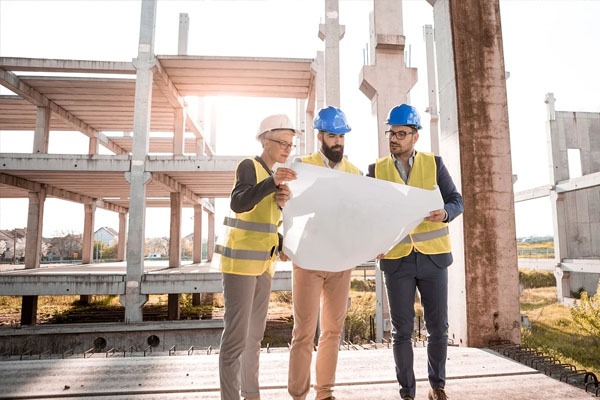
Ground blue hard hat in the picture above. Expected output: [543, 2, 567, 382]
[386, 104, 422, 130]
[313, 106, 351, 134]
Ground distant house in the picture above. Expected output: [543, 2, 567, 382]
[94, 227, 118, 246]
[0, 228, 27, 261]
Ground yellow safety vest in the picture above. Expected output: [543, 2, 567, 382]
[216, 159, 280, 276]
[374, 152, 451, 259]
[301, 152, 361, 175]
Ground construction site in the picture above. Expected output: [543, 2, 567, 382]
[0, 0, 598, 399]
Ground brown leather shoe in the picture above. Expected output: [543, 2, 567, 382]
[428, 387, 448, 400]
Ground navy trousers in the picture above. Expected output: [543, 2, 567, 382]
[381, 251, 449, 399]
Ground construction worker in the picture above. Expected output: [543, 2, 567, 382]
[288, 106, 362, 400]
[367, 104, 463, 400]
[216, 114, 299, 400]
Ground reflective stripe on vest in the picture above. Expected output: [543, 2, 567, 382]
[223, 216, 277, 233]
[215, 245, 271, 261]
[374, 152, 451, 258]
[217, 158, 280, 276]
[399, 226, 449, 244]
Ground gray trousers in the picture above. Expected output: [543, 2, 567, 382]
[381, 251, 449, 399]
[219, 271, 272, 400]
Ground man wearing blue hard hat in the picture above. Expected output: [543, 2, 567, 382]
[288, 106, 361, 400]
[367, 104, 463, 400]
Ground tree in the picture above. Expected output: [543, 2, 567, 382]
[0, 240, 6, 258]
[145, 237, 169, 257]
[571, 283, 600, 345]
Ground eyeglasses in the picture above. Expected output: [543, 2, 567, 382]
[384, 130, 415, 140]
[267, 138, 296, 150]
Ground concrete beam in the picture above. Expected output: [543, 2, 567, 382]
[0, 173, 128, 214]
[0, 275, 125, 295]
[0, 68, 128, 155]
[555, 171, 600, 193]
[152, 172, 202, 204]
[514, 185, 553, 202]
[0, 57, 135, 74]
[0, 154, 131, 172]
[145, 156, 240, 172]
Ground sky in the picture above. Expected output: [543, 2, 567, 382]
[0, 0, 599, 240]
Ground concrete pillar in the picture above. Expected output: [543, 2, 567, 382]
[168, 192, 182, 320]
[359, 0, 416, 341]
[432, 0, 521, 347]
[307, 51, 325, 155]
[169, 192, 182, 268]
[192, 204, 204, 306]
[424, 25, 440, 155]
[207, 201, 215, 262]
[33, 106, 50, 154]
[173, 107, 185, 155]
[121, 0, 156, 323]
[359, 0, 417, 158]
[117, 212, 127, 261]
[177, 13, 189, 56]
[81, 203, 96, 264]
[21, 189, 46, 325]
[318, 0, 344, 107]
[545, 93, 569, 301]
[192, 204, 203, 264]
[80, 202, 96, 304]
[88, 136, 99, 155]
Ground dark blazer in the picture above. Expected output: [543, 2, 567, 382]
[367, 153, 464, 268]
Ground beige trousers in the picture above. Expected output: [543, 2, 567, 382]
[288, 264, 352, 400]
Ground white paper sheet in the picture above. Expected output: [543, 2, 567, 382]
[282, 162, 444, 271]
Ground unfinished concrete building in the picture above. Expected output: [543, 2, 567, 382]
[0, 0, 596, 355]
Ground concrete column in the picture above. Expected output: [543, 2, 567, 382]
[81, 203, 96, 264]
[117, 212, 127, 261]
[359, 0, 417, 158]
[169, 192, 182, 269]
[173, 108, 185, 155]
[21, 189, 46, 325]
[121, 0, 156, 323]
[359, 0, 416, 340]
[33, 106, 50, 154]
[318, 0, 344, 107]
[88, 136, 99, 155]
[207, 201, 215, 262]
[24, 190, 46, 270]
[545, 93, 569, 301]
[193, 204, 203, 263]
[80, 202, 96, 304]
[424, 25, 440, 155]
[177, 13, 189, 56]
[168, 192, 182, 320]
[432, 0, 520, 347]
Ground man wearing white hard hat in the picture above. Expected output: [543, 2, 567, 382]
[216, 114, 299, 400]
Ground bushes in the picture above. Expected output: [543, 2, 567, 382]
[570, 283, 600, 345]
[519, 269, 556, 288]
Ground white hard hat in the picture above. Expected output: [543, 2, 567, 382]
[256, 114, 300, 140]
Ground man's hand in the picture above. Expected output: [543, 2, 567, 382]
[279, 251, 290, 262]
[273, 167, 297, 186]
[275, 183, 291, 208]
[424, 208, 447, 223]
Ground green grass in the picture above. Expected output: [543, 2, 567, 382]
[521, 287, 600, 376]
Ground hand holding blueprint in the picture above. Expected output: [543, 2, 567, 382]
[282, 162, 443, 271]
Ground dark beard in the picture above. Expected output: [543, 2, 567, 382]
[322, 142, 344, 163]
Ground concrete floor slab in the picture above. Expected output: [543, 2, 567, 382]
[0, 346, 596, 399]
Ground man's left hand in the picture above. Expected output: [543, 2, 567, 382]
[424, 209, 447, 222]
